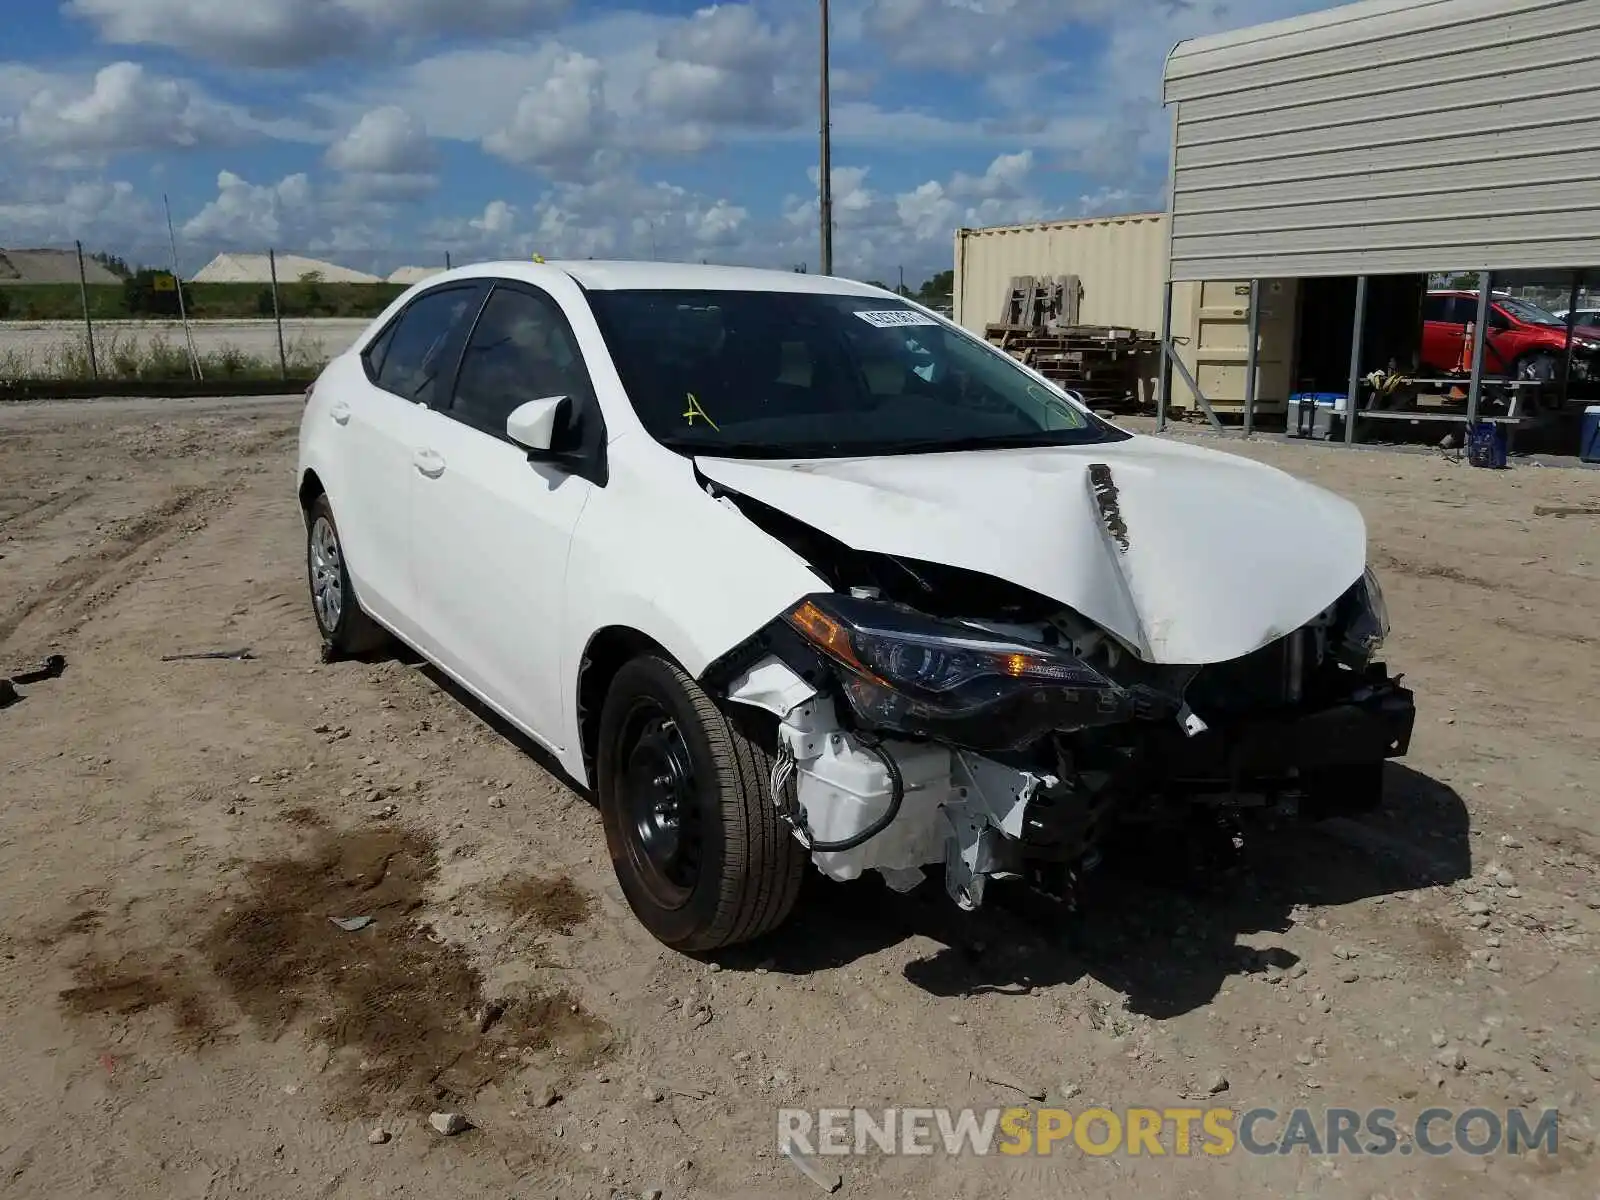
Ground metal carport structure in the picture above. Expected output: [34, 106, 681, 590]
[1156, 0, 1600, 439]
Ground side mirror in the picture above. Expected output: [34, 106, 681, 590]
[506, 396, 570, 453]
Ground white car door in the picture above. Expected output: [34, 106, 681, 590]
[408, 280, 602, 751]
[337, 281, 488, 640]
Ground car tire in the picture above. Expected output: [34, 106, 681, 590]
[1514, 352, 1559, 383]
[596, 654, 805, 952]
[305, 493, 387, 656]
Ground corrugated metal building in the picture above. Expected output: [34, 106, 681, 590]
[1160, 0, 1600, 431]
[1164, 0, 1600, 281]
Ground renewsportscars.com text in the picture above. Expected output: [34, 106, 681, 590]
[777, 1105, 1560, 1158]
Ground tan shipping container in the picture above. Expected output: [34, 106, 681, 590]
[1169, 278, 1298, 417]
[954, 213, 1168, 335]
[953, 212, 1295, 414]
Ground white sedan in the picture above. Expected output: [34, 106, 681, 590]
[297, 260, 1415, 951]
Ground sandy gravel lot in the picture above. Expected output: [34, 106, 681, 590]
[2, 396, 1598, 1200]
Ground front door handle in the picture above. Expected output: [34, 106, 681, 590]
[413, 449, 446, 479]
[330, 401, 351, 425]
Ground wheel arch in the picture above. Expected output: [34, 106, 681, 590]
[298, 468, 326, 522]
[576, 625, 680, 788]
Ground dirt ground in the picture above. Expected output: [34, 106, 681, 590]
[2, 395, 1598, 1200]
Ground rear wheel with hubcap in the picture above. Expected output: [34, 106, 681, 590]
[597, 654, 804, 951]
[305, 493, 387, 656]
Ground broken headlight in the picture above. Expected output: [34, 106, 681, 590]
[783, 593, 1133, 749]
[1336, 566, 1390, 668]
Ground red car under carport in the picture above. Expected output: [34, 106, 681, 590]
[1421, 291, 1600, 382]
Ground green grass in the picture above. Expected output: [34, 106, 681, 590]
[0, 330, 331, 382]
[0, 280, 406, 321]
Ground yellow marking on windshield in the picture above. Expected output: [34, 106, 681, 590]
[683, 392, 719, 430]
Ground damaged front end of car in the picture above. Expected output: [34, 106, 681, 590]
[700, 494, 1416, 913]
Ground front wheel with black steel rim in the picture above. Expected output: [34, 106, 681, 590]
[597, 654, 805, 952]
[305, 493, 387, 656]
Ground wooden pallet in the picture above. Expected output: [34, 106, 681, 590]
[995, 275, 1083, 330]
[985, 321, 1159, 410]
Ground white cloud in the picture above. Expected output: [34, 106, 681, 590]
[8, 62, 245, 157]
[862, 0, 1117, 71]
[0, 178, 156, 249]
[352, 5, 814, 176]
[483, 50, 613, 173]
[640, 4, 801, 129]
[326, 106, 432, 174]
[778, 152, 1055, 276]
[66, 0, 568, 67]
[471, 200, 517, 238]
[426, 168, 753, 263]
[325, 105, 438, 197]
[181, 169, 314, 245]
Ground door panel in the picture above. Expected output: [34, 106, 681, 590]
[408, 282, 603, 747]
[338, 375, 432, 639]
[1419, 294, 1465, 374]
[340, 282, 487, 635]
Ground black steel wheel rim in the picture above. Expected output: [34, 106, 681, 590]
[618, 699, 703, 910]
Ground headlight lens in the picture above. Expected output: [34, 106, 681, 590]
[784, 594, 1130, 747]
[1337, 566, 1389, 667]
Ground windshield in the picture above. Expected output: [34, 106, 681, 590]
[1496, 296, 1565, 327]
[585, 289, 1128, 458]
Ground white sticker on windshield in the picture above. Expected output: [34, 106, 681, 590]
[852, 309, 939, 328]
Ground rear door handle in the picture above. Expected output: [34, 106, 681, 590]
[330, 401, 351, 425]
[413, 449, 446, 479]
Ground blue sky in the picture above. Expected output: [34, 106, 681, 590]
[0, 0, 1335, 282]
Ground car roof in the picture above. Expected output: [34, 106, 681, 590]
[439, 258, 894, 296]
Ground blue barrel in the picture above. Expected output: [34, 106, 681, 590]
[1582, 405, 1600, 464]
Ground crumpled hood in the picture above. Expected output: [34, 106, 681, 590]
[697, 434, 1367, 665]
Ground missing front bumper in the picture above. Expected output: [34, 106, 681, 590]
[724, 654, 1417, 912]
[1151, 677, 1416, 785]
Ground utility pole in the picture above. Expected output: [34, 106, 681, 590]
[819, 0, 833, 277]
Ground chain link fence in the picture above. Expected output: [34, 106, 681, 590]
[0, 243, 470, 383]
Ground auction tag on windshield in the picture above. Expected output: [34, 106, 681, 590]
[852, 309, 939, 328]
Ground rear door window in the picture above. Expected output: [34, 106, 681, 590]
[371, 284, 487, 405]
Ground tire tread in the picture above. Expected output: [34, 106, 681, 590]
[603, 655, 804, 951]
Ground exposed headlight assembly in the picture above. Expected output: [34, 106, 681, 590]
[783, 593, 1139, 749]
[1336, 566, 1390, 668]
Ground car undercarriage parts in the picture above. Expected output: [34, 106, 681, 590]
[765, 689, 952, 880]
[726, 654, 1102, 907]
